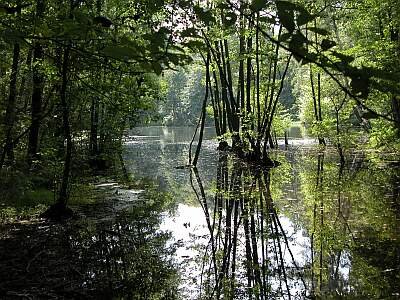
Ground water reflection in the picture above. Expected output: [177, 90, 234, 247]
[186, 154, 308, 299]
[0, 188, 180, 299]
[3, 127, 399, 298]
[70, 194, 179, 299]
[126, 126, 399, 299]
[174, 152, 400, 299]
[297, 152, 400, 299]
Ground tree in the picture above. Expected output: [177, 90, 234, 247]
[0, 0, 192, 216]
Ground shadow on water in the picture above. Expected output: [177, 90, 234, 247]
[0, 187, 180, 299]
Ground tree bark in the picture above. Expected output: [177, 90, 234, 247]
[58, 46, 72, 206]
[0, 43, 20, 169]
[28, 0, 46, 165]
[90, 96, 99, 156]
[192, 53, 210, 166]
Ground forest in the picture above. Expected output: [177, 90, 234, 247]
[0, 0, 399, 299]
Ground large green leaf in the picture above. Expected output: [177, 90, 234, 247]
[181, 28, 200, 38]
[289, 31, 308, 61]
[321, 39, 336, 51]
[250, 0, 268, 11]
[184, 40, 206, 51]
[276, 1, 296, 32]
[222, 12, 237, 28]
[351, 76, 370, 98]
[308, 27, 329, 36]
[331, 51, 355, 63]
[151, 61, 163, 75]
[296, 6, 315, 26]
[102, 45, 138, 60]
[1, 29, 25, 43]
[279, 32, 292, 42]
[194, 6, 215, 26]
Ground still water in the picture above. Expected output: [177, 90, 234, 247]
[122, 126, 400, 299]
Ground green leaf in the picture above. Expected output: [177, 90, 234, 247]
[184, 40, 205, 50]
[222, 12, 237, 27]
[250, 0, 268, 11]
[181, 28, 199, 38]
[296, 6, 314, 26]
[302, 52, 319, 65]
[279, 32, 292, 42]
[331, 51, 354, 63]
[151, 61, 163, 75]
[259, 16, 276, 24]
[194, 6, 215, 26]
[167, 53, 181, 65]
[291, 30, 308, 44]
[1, 29, 25, 43]
[276, 0, 298, 10]
[321, 39, 336, 51]
[276, 1, 296, 32]
[102, 45, 138, 60]
[308, 27, 329, 36]
[178, 0, 191, 9]
[169, 44, 186, 53]
[61, 19, 89, 37]
[351, 76, 370, 98]
[289, 31, 308, 61]
[216, 3, 229, 9]
[361, 110, 379, 119]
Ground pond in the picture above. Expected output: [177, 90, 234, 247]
[1, 126, 399, 299]
[123, 126, 400, 299]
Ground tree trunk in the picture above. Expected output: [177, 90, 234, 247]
[392, 95, 400, 137]
[58, 46, 72, 207]
[90, 96, 99, 156]
[0, 43, 20, 169]
[192, 53, 210, 167]
[28, 0, 46, 165]
[246, 34, 252, 117]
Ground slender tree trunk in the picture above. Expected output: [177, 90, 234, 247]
[58, 46, 72, 206]
[98, 102, 106, 154]
[0, 42, 21, 169]
[310, 67, 326, 146]
[209, 79, 221, 137]
[335, 109, 345, 165]
[90, 96, 99, 156]
[265, 55, 292, 139]
[212, 70, 223, 136]
[192, 53, 210, 167]
[392, 96, 400, 137]
[246, 33, 252, 117]
[19, 50, 32, 112]
[28, 0, 46, 165]
[309, 21, 326, 146]
[238, 19, 245, 115]
[255, 13, 261, 134]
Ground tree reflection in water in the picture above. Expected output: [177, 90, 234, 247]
[189, 152, 307, 299]
[186, 151, 400, 299]
[0, 188, 180, 299]
[70, 203, 180, 299]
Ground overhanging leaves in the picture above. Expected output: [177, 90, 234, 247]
[276, 1, 296, 33]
